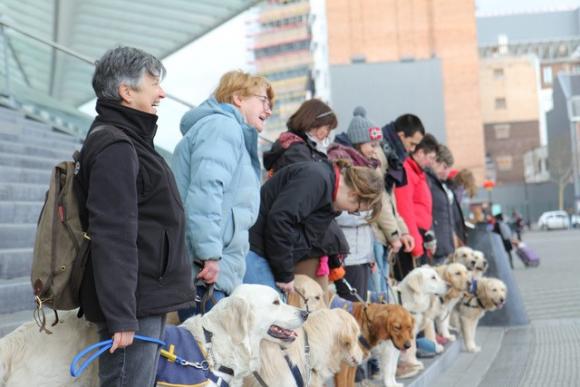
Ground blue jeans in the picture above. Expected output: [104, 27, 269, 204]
[97, 314, 165, 387]
[177, 285, 226, 322]
[243, 250, 278, 291]
[369, 242, 389, 293]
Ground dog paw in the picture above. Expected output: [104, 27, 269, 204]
[435, 343, 444, 353]
[412, 360, 424, 370]
[445, 334, 456, 341]
[466, 345, 481, 353]
[386, 383, 404, 387]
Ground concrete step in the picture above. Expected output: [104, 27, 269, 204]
[407, 337, 462, 387]
[0, 248, 33, 279]
[0, 107, 24, 123]
[0, 201, 44, 223]
[0, 165, 51, 185]
[0, 310, 33, 338]
[430, 327, 506, 387]
[0, 153, 62, 170]
[0, 276, 34, 314]
[0, 223, 36, 249]
[0, 183, 47, 202]
[22, 124, 83, 143]
[0, 139, 76, 160]
[0, 131, 81, 150]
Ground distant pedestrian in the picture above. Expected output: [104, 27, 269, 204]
[494, 213, 515, 269]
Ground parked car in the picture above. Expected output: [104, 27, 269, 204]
[537, 211, 571, 230]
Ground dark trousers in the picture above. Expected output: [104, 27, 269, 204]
[394, 251, 416, 281]
[97, 315, 166, 387]
[335, 263, 370, 302]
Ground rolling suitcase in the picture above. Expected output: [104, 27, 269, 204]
[516, 244, 540, 267]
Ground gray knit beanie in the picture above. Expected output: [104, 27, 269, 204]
[346, 106, 383, 145]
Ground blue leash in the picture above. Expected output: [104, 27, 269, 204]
[70, 335, 165, 377]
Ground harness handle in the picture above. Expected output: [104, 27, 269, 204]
[70, 334, 165, 377]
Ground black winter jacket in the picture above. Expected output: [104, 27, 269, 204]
[427, 171, 455, 258]
[78, 100, 195, 333]
[263, 131, 349, 258]
[249, 161, 339, 282]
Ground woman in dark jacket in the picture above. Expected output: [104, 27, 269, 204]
[244, 159, 384, 294]
[263, 99, 337, 174]
[262, 99, 348, 291]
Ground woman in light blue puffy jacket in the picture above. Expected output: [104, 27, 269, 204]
[171, 71, 274, 320]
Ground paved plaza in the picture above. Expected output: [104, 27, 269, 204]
[432, 229, 580, 387]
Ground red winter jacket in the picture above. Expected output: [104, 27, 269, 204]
[394, 157, 433, 257]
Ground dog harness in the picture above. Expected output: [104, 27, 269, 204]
[251, 332, 310, 387]
[156, 326, 233, 387]
[462, 279, 485, 309]
[329, 294, 354, 314]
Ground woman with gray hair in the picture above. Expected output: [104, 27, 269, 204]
[77, 46, 195, 386]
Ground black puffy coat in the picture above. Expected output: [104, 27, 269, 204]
[249, 161, 340, 283]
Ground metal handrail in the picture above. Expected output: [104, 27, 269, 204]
[0, 17, 275, 144]
[0, 17, 193, 108]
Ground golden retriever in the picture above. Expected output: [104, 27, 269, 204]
[244, 308, 363, 387]
[458, 277, 507, 353]
[0, 284, 306, 387]
[333, 300, 415, 387]
[449, 247, 488, 280]
[423, 262, 471, 350]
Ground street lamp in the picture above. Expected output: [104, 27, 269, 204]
[566, 96, 580, 213]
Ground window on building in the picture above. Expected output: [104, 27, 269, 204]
[495, 97, 507, 110]
[493, 124, 511, 139]
[543, 66, 553, 85]
[496, 155, 513, 171]
[493, 68, 504, 79]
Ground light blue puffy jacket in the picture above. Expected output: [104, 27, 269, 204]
[172, 97, 261, 295]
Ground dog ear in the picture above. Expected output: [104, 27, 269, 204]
[406, 272, 424, 294]
[224, 296, 254, 344]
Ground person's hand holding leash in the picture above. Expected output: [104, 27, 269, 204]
[110, 331, 135, 353]
[197, 260, 220, 284]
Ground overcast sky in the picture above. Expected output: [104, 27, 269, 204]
[87, 0, 580, 151]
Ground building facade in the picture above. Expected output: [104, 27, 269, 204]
[324, 0, 486, 181]
[250, 0, 330, 141]
[479, 55, 541, 184]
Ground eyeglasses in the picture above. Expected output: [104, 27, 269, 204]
[252, 94, 271, 110]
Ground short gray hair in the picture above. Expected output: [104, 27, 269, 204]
[92, 46, 166, 101]
[436, 144, 454, 166]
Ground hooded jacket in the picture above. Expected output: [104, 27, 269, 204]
[394, 157, 433, 257]
[78, 100, 195, 333]
[263, 130, 349, 258]
[249, 161, 339, 283]
[172, 97, 261, 295]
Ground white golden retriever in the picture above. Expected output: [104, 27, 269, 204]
[458, 277, 507, 353]
[423, 263, 471, 351]
[0, 284, 306, 387]
[379, 266, 447, 387]
[244, 308, 363, 387]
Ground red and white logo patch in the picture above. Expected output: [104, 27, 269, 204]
[369, 127, 383, 141]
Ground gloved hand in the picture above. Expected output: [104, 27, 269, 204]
[423, 230, 437, 257]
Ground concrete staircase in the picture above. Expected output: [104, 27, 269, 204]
[0, 106, 82, 337]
